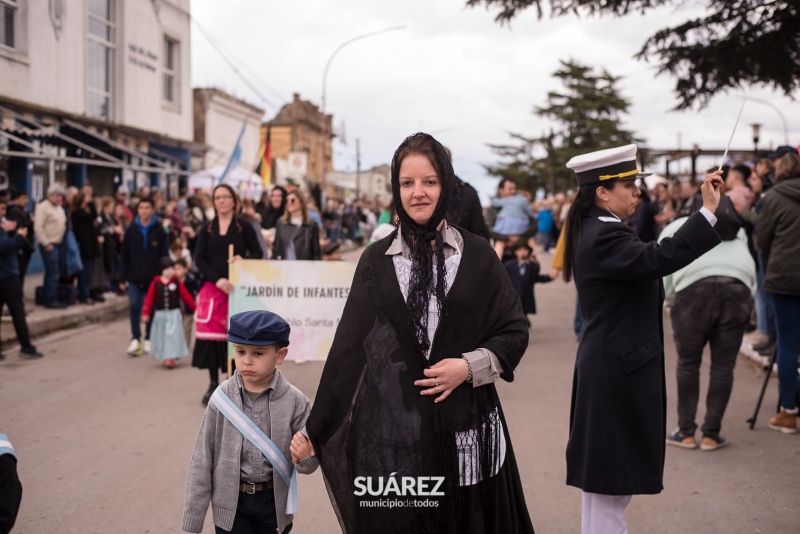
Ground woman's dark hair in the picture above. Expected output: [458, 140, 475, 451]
[776, 153, 800, 182]
[390, 132, 461, 355]
[69, 192, 85, 216]
[271, 186, 287, 205]
[562, 181, 618, 282]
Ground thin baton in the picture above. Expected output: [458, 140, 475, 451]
[719, 96, 748, 171]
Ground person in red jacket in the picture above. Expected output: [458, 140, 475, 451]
[142, 258, 196, 369]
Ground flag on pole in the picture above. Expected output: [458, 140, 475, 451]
[255, 125, 272, 187]
[218, 121, 247, 185]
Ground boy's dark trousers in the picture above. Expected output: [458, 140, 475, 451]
[215, 488, 292, 534]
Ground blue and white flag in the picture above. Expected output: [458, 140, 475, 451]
[218, 121, 247, 185]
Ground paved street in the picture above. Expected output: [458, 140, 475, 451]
[1, 253, 798, 533]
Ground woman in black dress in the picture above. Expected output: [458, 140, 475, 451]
[192, 184, 263, 404]
[296, 133, 535, 534]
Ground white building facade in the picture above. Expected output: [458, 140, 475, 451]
[0, 0, 194, 198]
[325, 164, 391, 205]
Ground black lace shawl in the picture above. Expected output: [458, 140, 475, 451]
[390, 133, 462, 356]
[305, 230, 531, 533]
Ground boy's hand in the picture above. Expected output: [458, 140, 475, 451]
[290, 432, 314, 463]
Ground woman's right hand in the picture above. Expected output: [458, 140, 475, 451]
[216, 277, 234, 294]
[701, 170, 724, 213]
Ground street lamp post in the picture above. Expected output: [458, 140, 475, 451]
[319, 26, 405, 199]
[751, 122, 762, 159]
[734, 94, 789, 146]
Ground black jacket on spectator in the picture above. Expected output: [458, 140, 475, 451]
[757, 174, 800, 296]
[71, 204, 99, 259]
[6, 204, 34, 278]
[97, 213, 121, 276]
[458, 179, 491, 241]
[633, 196, 659, 243]
[118, 218, 169, 288]
[272, 219, 321, 260]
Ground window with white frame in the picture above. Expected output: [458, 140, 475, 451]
[163, 36, 178, 104]
[0, 0, 17, 49]
[87, 0, 116, 121]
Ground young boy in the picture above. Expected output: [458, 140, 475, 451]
[503, 239, 554, 327]
[182, 310, 318, 534]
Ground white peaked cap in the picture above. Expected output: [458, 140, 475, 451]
[566, 144, 650, 186]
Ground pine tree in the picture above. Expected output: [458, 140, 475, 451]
[485, 60, 638, 195]
[466, 0, 800, 109]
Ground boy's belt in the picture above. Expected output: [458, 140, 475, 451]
[240, 481, 273, 494]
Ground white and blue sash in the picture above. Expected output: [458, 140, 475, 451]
[0, 434, 16, 459]
[210, 388, 298, 514]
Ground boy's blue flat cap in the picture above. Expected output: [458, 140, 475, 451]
[227, 310, 291, 346]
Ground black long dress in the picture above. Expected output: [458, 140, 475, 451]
[191, 217, 263, 370]
[306, 229, 535, 534]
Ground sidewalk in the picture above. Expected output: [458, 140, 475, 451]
[0, 272, 129, 349]
[0, 245, 363, 350]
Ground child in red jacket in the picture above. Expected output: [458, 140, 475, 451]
[142, 258, 196, 368]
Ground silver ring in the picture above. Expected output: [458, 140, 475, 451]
[435, 378, 439, 387]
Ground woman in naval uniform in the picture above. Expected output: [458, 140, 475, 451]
[561, 145, 723, 534]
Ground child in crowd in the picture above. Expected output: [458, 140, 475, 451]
[141, 258, 196, 369]
[169, 236, 194, 271]
[182, 310, 319, 534]
[503, 240, 554, 327]
[174, 258, 201, 356]
[492, 189, 535, 258]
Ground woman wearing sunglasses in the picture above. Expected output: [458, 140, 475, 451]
[271, 190, 321, 261]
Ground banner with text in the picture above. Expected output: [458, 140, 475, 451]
[228, 260, 356, 361]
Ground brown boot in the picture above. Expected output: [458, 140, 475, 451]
[769, 408, 798, 434]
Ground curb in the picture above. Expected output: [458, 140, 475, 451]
[1, 296, 129, 347]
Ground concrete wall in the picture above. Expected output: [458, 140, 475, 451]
[0, 0, 192, 141]
[194, 89, 264, 171]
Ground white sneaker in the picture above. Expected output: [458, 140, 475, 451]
[127, 339, 141, 356]
[143, 340, 151, 354]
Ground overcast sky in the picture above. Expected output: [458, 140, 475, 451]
[191, 0, 800, 201]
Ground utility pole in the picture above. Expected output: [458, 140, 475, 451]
[355, 138, 361, 201]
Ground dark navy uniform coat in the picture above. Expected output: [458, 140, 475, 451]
[566, 206, 720, 495]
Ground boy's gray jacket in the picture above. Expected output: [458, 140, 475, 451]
[182, 370, 319, 533]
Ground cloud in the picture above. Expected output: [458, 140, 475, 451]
[191, 0, 800, 199]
